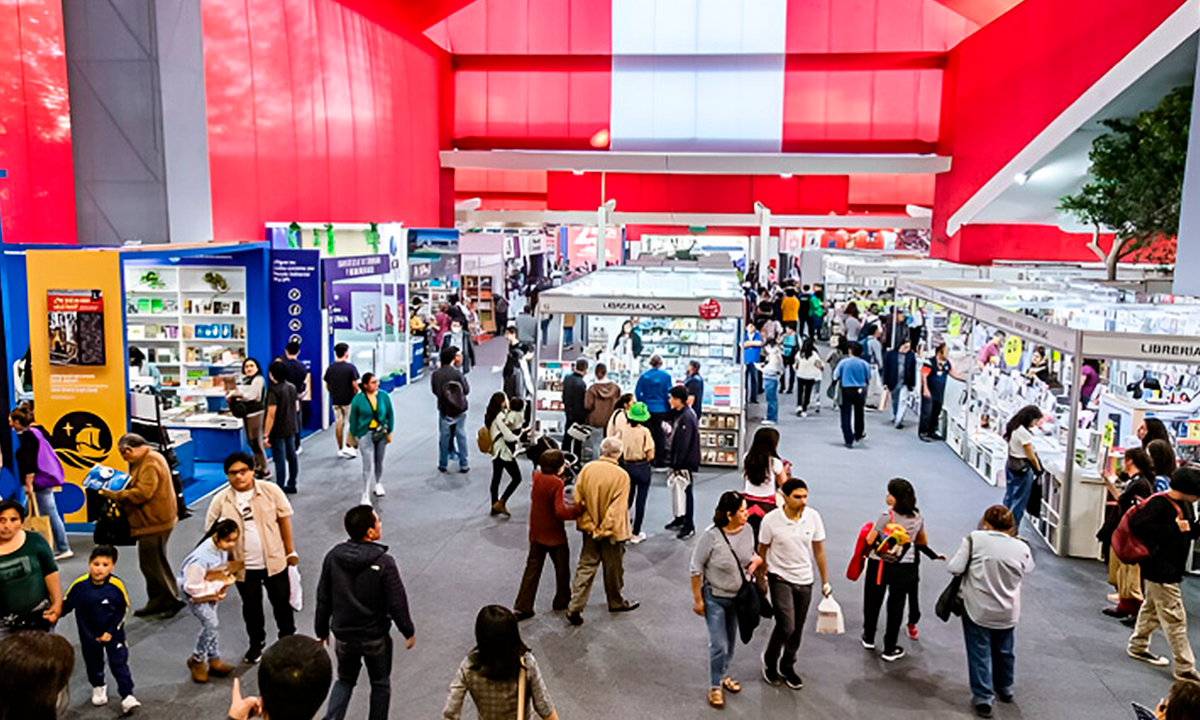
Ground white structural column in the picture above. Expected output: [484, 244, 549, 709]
[1174, 53, 1200, 297]
[610, 0, 787, 152]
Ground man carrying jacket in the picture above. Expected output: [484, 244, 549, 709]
[664, 386, 701, 540]
[1127, 468, 1200, 681]
[316, 505, 416, 720]
[566, 437, 638, 626]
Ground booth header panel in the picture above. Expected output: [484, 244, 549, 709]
[537, 267, 743, 319]
[1082, 331, 1200, 362]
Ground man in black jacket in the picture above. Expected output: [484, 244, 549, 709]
[1127, 467, 1200, 680]
[431, 346, 470, 473]
[316, 505, 416, 720]
[562, 358, 589, 467]
[664, 386, 701, 540]
[882, 339, 917, 429]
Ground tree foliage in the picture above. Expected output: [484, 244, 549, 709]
[1059, 85, 1192, 274]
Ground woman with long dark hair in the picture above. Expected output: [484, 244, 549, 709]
[1147, 438, 1178, 493]
[843, 301, 862, 342]
[485, 393, 524, 517]
[9, 405, 71, 558]
[860, 479, 935, 662]
[742, 428, 787, 537]
[690, 491, 762, 708]
[794, 336, 824, 417]
[1003, 405, 1043, 527]
[444, 605, 559, 720]
[606, 393, 634, 438]
[227, 357, 268, 478]
[348, 372, 394, 506]
[1139, 418, 1172, 448]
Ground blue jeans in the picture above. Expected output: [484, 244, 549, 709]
[189, 601, 220, 660]
[439, 413, 469, 470]
[1003, 465, 1035, 527]
[703, 585, 738, 687]
[962, 614, 1015, 707]
[746, 363, 761, 403]
[324, 635, 393, 720]
[764, 376, 779, 422]
[270, 434, 299, 491]
[890, 385, 909, 427]
[32, 488, 69, 554]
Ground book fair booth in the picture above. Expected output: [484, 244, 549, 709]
[896, 277, 1200, 563]
[534, 267, 746, 468]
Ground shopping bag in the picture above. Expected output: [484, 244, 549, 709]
[667, 470, 691, 518]
[815, 593, 845, 635]
[26, 493, 54, 550]
[866, 371, 884, 407]
[289, 566, 303, 612]
[878, 386, 891, 412]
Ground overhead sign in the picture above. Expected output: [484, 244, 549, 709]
[973, 301, 1078, 350]
[537, 294, 741, 318]
[1082, 332, 1200, 362]
[323, 254, 390, 282]
[896, 279, 976, 315]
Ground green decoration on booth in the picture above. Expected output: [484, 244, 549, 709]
[139, 271, 165, 289]
[366, 222, 381, 254]
[312, 227, 320, 248]
[204, 272, 229, 294]
[1059, 85, 1190, 280]
[324, 223, 336, 255]
[287, 222, 302, 249]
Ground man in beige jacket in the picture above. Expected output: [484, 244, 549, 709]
[566, 437, 638, 625]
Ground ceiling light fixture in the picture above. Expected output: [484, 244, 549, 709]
[1014, 171, 1031, 185]
[780, 173, 793, 179]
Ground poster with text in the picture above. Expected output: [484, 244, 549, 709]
[48, 290, 106, 366]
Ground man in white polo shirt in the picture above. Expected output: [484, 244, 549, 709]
[757, 477, 831, 690]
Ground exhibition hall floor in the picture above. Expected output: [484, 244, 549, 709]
[58, 339, 1191, 719]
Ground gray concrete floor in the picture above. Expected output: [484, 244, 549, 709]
[58, 337, 1190, 719]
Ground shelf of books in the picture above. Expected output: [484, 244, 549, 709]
[461, 274, 495, 336]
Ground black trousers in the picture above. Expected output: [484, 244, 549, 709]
[491, 458, 523, 504]
[514, 541, 572, 613]
[236, 568, 296, 649]
[840, 386, 866, 445]
[647, 412, 669, 467]
[796, 378, 816, 411]
[919, 393, 944, 437]
[862, 559, 919, 653]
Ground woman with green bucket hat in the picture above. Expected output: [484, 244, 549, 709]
[619, 402, 656, 544]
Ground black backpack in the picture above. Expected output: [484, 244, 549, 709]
[443, 379, 468, 417]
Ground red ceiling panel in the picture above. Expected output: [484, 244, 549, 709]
[784, 69, 943, 143]
[454, 68, 611, 146]
[429, 0, 612, 54]
[787, 0, 977, 53]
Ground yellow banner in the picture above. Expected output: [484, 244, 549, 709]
[27, 250, 127, 524]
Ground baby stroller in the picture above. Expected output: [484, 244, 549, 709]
[523, 431, 578, 487]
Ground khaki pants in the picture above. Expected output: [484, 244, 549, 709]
[1129, 580, 1198, 679]
[567, 533, 627, 614]
[332, 406, 356, 448]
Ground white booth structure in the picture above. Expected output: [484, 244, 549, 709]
[898, 277, 1200, 561]
[535, 267, 746, 468]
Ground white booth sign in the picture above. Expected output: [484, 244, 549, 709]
[974, 302, 1079, 351]
[538, 294, 738, 319]
[1082, 332, 1200, 362]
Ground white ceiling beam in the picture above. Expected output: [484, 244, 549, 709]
[441, 150, 951, 175]
[456, 209, 930, 230]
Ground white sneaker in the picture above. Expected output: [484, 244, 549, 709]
[296, 444, 303, 455]
[795, 408, 804, 416]
[360, 493, 372, 507]
[121, 695, 141, 715]
[54, 549, 74, 561]
[374, 483, 386, 497]
[801, 411, 808, 418]
[345, 447, 358, 458]
[92, 686, 108, 706]
[628, 533, 647, 545]
[337, 448, 351, 459]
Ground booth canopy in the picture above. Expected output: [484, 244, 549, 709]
[537, 266, 742, 318]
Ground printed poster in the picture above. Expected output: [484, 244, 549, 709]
[48, 290, 107, 366]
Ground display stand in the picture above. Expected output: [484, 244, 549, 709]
[534, 267, 745, 468]
[898, 277, 1200, 561]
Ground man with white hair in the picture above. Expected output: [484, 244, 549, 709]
[565, 437, 638, 626]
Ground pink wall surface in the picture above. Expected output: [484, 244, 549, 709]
[0, 0, 76, 244]
[201, 0, 446, 241]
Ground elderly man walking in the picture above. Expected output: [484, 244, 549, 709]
[566, 437, 639, 626]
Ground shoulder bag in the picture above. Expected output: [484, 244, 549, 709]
[719, 529, 773, 644]
[368, 394, 389, 443]
[935, 532, 973, 622]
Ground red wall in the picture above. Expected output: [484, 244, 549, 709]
[201, 0, 446, 241]
[938, 225, 1107, 264]
[933, 0, 1186, 252]
[0, 0, 76, 244]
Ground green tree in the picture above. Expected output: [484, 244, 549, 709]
[1059, 85, 1191, 280]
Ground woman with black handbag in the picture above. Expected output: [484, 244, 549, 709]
[689, 491, 763, 709]
[348, 373, 394, 507]
[1002, 405, 1043, 528]
[226, 358, 268, 479]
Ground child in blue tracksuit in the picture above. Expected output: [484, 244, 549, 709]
[62, 545, 140, 714]
[178, 519, 240, 683]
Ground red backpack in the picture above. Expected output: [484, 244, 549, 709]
[846, 521, 874, 581]
[1112, 492, 1182, 564]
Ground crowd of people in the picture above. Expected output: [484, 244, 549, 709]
[0, 277, 1197, 720]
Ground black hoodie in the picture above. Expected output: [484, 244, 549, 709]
[315, 540, 414, 643]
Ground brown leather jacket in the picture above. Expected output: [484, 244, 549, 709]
[113, 450, 177, 537]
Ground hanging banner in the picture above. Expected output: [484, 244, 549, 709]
[27, 250, 127, 525]
[270, 249, 323, 431]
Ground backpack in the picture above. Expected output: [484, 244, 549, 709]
[477, 425, 493, 454]
[1112, 492, 1181, 564]
[443, 379, 468, 417]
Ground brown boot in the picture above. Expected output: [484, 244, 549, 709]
[492, 501, 510, 517]
[207, 658, 234, 677]
[187, 657, 208, 683]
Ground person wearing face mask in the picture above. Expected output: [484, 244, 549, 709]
[442, 319, 476, 374]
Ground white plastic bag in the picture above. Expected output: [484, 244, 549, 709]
[667, 470, 691, 518]
[289, 565, 303, 612]
[815, 593, 844, 635]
